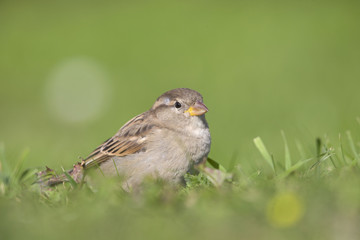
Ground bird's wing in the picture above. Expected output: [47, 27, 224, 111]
[83, 112, 156, 169]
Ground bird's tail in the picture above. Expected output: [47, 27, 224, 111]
[35, 163, 84, 188]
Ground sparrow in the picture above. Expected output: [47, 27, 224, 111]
[39, 88, 211, 191]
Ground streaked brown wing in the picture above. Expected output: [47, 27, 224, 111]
[83, 112, 155, 169]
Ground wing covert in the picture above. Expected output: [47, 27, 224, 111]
[83, 113, 155, 169]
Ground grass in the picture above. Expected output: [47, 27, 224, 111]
[1, 125, 360, 240]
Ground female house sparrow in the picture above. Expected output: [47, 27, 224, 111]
[41, 88, 211, 190]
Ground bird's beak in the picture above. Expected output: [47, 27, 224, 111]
[186, 101, 209, 116]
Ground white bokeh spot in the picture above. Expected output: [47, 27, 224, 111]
[45, 57, 110, 123]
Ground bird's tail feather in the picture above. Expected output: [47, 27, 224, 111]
[35, 163, 84, 188]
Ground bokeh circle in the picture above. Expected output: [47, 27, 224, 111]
[44, 57, 111, 124]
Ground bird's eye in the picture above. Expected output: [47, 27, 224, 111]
[174, 101, 182, 108]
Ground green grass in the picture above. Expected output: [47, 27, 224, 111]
[1, 126, 360, 240]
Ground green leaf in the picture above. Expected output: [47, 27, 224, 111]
[253, 137, 275, 173]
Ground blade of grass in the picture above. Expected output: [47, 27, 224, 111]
[278, 158, 313, 179]
[316, 138, 322, 157]
[339, 133, 347, 165]
[12, 147, 30, 180]
[207, 157, 227, 173]
[323, 135, 337, 168]
[281, 130, 291, 170]
[310, 152, 335, 170]
[271, 154, 276, 172]
[112, 159, 120, 177]
[346, 131, 360, 164]
[315, 138, 322, 177]
[253, 137, 275, 174]
[63, 171, 78, 188]
[94, 161, 105, 177]
[0, 143, 10, 175]
[295, 139, 307, 160]
[227, 151, 238, 172]
[19, 168, 39, 183]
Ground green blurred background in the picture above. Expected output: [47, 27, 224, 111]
[1, 0, 359, 170]
[1, 1, 360, 240]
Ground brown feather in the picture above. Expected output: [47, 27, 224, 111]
[83, 112, 156, 169]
